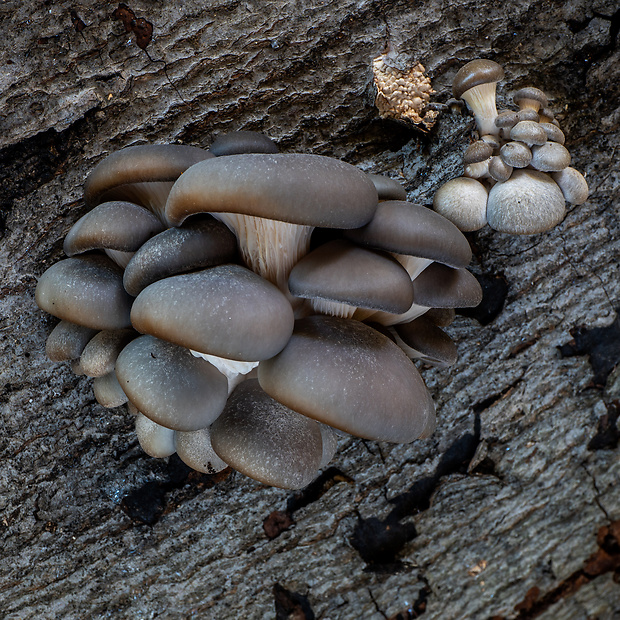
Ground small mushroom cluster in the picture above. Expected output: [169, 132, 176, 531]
[433, 59, 589, 234]
[35, 131, 481, 489]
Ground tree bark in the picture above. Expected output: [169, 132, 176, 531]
[1, 1, 619, 618]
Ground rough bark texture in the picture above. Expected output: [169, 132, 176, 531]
[1, 1, 619, 618]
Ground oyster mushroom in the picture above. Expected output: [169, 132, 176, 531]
[433, 177, 489, 232]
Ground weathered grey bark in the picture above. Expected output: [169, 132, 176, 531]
[1, 1, 619, 618]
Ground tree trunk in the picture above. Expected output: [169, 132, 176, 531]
[1, 1, 619, 618]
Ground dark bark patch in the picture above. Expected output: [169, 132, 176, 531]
[113, 4, 153, 50]
[588, 400, 620, 451]
[387, 581, 430, 619]
[558, 312, 620, 387]
[70, 10, 86, 33]
[457, 272, 508, 325]
[274, 583, 315, 620]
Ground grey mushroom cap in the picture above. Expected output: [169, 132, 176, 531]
[463, 141, 494, 165]
[530, 142, 571, 172]
[175, 428, 229, 474]
[122, 217, 238, 296]
[346, 200, 473, 268]
[487, 169, 566, 234]
[36, 255, 133, 330]
[209, 131, 279, 156]
[432, 178, 488, 233]
[412, 263, 483, 309]
[552, 167, 589, 205]
[93, 371, 128, 408]
[509, 120, 547, 147]
[63, 202, 164, 257]
[258, 316, 435, 443]
[500, 141, 532, 168]
[45, 320, 98, 362]
[165, 153, 378, 229]
[79, 328, 136, 377]
[210, 379, 323, 489]
[84, 144, 213, 209]
[116, 335, 228, 432]
[135, 412, 176, 458]
[130, 264, 294, 361]
[452, 59, 505, 99]
[539, 122, 565, 145]
[495, 109, 519, 130]
[513, 87, 548, 111]
[424, 307, 456, 327]
[288, 240, 414, 314]
[394, 315, 458, 367]
[319, 424, 339, 469]
[488, 156, 513, 182]
[516, 109, 540, 123]
[367, 174, 407, 201]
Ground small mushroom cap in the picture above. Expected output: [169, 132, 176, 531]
[165, 153, 378, 228]
[80, 328, 136, 377]
[513, 87, 548, 110]
[367, 173, 407, 201]
[116, 335, 228, 431]
[209, 131, 279, 156]
[539, 122, 565, 145]
[551, 167, 589, 205]
[318, 424, 339, 469]
[499, 141, 532, 168]
[258, 316, 435, 443]
[463, 141, 494, 165]
[453, 59, 505, 99]
[432, 177, 488, 232]
[63, 202, 164, 257]
[509, 120, 547, 146]
[36, 255, 133, 330]
[210, 379, 323, 489]
[346, 200, 472, 267]
[486, 169, 566, 234]
[288, 240, 414, 314]
[45, 320, 98, 362]
[93, 371, 128, 408]
[412, 263, 483, 308]
[480, 134, 502, 150]
[488, 156, 513, 182]
[424, 307, 456, 327]
[394, 315, 458, 367]
[122, 217, 238, 296]
[530, 142, 571, 172]
[175, 428, 229, 474]
[84, 144, 213, 208]
[516, 109, 540, 123]
[130, 265, 294, 361]
[495, 110, 519, 130]
[135, 412, 176, 458]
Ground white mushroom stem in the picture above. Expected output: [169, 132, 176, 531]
[104, 248, 135, 269]
[212, 213, 313, 301]
[461, 83, 500, 137]
[190, 349, 258, 395]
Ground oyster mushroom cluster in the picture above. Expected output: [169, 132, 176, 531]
[433, 59, 589, 234]
[35, 131, 481, 490]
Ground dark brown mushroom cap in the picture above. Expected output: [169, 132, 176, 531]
[424, 307, 456, 327]
[63, 201, 164, 257]
[209, 131, 279, 156]
[344, 201, 472, 268]
[116, 335, 228, 431]
[130, 264, 294, 361]
[84, 144, 213, 208]
[412, 263, 482, 308]
[258, 316, 435, 443]
[122, 217, 238, 296]
[45, 320, 98, 362]
[463, 141, 493, 165]
[210, 379, 323, 489]
[453, 59, 505, 99]
[80, 328, 136, 377]
[394, 316, 458, 367]
[288, 240, 414, 314]
[513, 87, 548, 109]
[495, 110, 519, 130]
[165, 153, 378, 228]
[36, 255, 133, 330]
[367, 173, 407, 201]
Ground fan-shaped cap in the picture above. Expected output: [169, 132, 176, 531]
[123, 218, 238, 296]
[209, 131, 279, 156]
[367, 173, 407, 201]
[130, 265, 294, 361]
[345, 201, 472, 267]
[165, 153, 378, 228]
[116, 335, 228, 431]
[453, 59, 504, 99]
[93, 371, 128, 408]
[36, 255, 133, 330]
[394, 315, 458, 367]
[63, 202, 164, 258]
[412, 263, 482, 308]
[211, 379, 323, 489]
[258, 316, 435, 443]
[135, 412, 176, 458]
[500, 141, 532, 168]
[463, 141, 493, 165]
[175, 428, 229, 474]
[510, 121, 547, 147]
[84, 144, 213, 208]
[552, 167, 589, 205]
[513, 87, 548, 111]
[288, 240, 414, 314]
[530, 142, 571, 172]
[45, 320, 98, 362]
[80, 329, 136, 377]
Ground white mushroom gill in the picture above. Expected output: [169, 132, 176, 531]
[190, 349, 259, 395]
